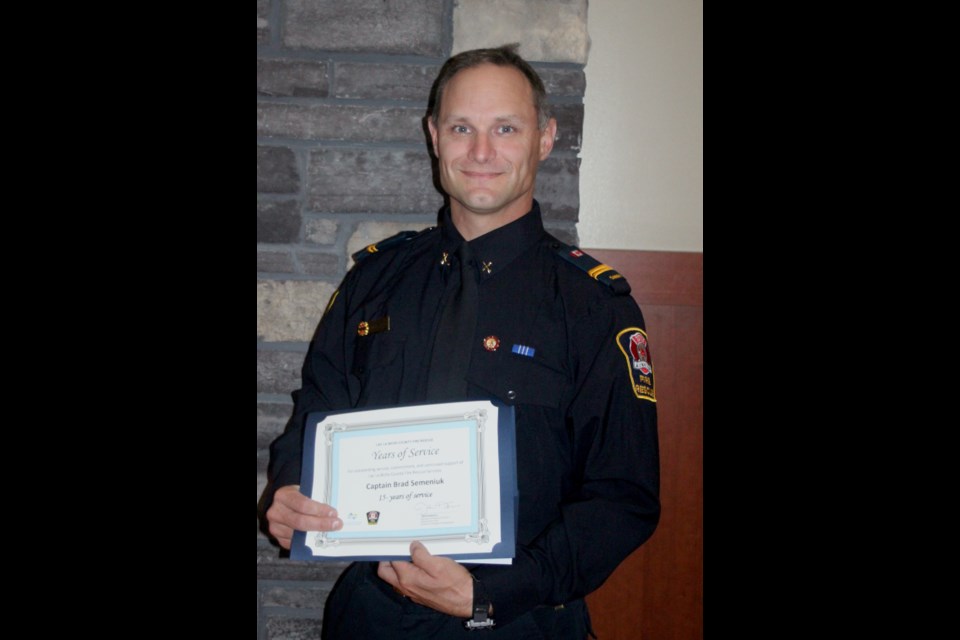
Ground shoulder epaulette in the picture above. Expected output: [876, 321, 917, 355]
[554, 243, 631, 295]
[351, 229, 431, 264]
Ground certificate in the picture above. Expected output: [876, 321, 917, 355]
[291, 400, 517, 564]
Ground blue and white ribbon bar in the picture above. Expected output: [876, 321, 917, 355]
[511, 344, 535, 358]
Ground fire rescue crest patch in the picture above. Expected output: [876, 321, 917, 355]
[616, 327, 656, 402]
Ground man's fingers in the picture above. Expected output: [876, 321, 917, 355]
[377, 561, 400, 588]
[388, 559, 415, 581]
[408, 541, 442, 575]
[380, 561, 424, 600]
[378, 544, 474, 616]
[388, 558, 426, 591]
[266, 485, 343, 536]
[389, 543, 447, 594]
[288, 508, 342, 533]
[268, 520, 294, 544]
[268, 497, 342, 533]
[275, 486, 338, 518]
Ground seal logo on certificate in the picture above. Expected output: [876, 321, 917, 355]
[291, 400, 518, 564]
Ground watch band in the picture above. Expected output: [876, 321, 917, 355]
[464, 575, 495, 630]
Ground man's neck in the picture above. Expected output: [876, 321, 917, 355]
[449, 199, 534, 241]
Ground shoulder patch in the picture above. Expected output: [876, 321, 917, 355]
[351, 229, 431, 264]
[554, 243, 631, 295]
[616, 327, 656, 402]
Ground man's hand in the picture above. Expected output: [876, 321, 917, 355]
[378, 541, 474, 618]
[265, 485, 342, 549]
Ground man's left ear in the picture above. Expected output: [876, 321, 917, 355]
[540, 118, 558, 160]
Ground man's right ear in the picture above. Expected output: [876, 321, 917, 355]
[427, 118, 439, 157]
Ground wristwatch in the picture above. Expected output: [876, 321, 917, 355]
[464, 575, 495, 630]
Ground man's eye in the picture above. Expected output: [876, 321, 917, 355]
[452, 125, 470, 134]
[497, 125, 516, 134]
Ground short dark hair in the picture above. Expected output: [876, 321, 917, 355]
[429, 44, 550, 130]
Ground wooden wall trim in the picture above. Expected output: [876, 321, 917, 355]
[581, 247, 703, 640]
[585, 249, 702, 308]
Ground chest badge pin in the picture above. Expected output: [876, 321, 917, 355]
[483, 336, 501, 351]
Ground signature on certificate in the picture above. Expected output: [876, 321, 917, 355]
[415, 501, 460, 526]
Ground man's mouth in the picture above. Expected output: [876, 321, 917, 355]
[460, 170, 502, 180]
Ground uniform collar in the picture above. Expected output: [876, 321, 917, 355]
[438, 201, 546, 281]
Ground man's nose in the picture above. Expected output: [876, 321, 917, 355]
[468, 133, 495, 163]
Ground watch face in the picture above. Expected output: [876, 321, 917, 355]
[464, 618, 496, 630]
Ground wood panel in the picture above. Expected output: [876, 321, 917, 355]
[584, 250, 703, 640]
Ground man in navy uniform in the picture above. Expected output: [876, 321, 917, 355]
[263, 44, 660, 638]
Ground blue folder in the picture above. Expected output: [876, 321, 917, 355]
[291, 399, 518, 563]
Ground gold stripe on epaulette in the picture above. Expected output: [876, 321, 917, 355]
[366, 245, 378, 254]
[588, 264, 613, 279]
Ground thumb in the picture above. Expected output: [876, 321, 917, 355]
[409, 540, 429, 559]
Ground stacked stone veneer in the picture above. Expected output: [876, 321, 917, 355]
[257, 1, 589, 637]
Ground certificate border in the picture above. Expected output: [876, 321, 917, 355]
[319, 412, 484, 545]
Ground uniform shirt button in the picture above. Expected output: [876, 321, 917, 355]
[506, 390, 517, 400]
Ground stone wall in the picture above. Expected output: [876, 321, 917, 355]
[257, 2, 589, 637]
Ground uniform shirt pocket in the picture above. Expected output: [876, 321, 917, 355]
[351, 334, 405, 406]
[469, 351, 568, 409]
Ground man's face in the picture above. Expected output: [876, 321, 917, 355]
[429, 64, 557, 224]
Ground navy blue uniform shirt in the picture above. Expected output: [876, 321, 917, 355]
[266, 202, 660, 633]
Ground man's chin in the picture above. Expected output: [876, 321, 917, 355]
[454, 193, 504, 215]
[461, 198, 503, 215]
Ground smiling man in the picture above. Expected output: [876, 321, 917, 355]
[428, 60, 557, 238]
[263, 45, 660, 639]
